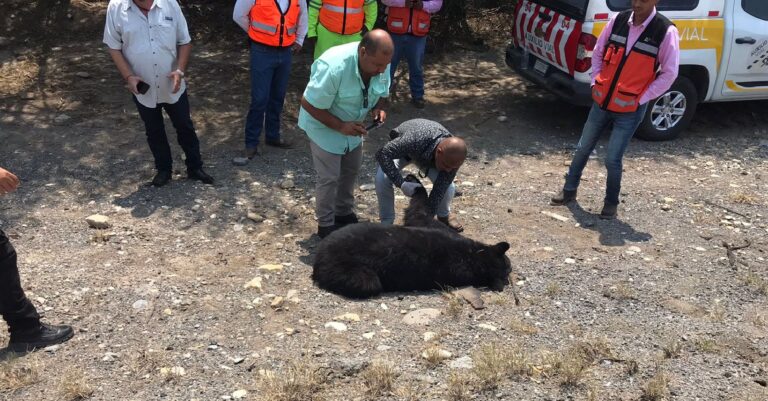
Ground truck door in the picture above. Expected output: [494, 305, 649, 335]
[721, 0, 768, 98]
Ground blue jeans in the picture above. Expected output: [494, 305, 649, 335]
[390, 33, 427, 100]
[133, 90, 203, 172]
[564, 102, 648, 205]
[375, 160, 455, 224]
[245, 42, 292, 149]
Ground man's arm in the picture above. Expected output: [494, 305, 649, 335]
[307, 0, 321, 37]
[169, 43, 191, 93]
[301, 97, 367, 136]
[107, 49, 141, 95]
[375, 135, 416, 188]
[590, 17, 614, 85]
[371, 97, 388, 123]
[639, 25, 680, 104]
[363, 0, 378, 31]
[426, 170, 456, 216]
[295, 0, 309, 46]
[233, 0, 252, 32]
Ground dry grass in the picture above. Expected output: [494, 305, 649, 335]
[709, 302, 726, 322]
[742, 273, 768, 296]
[641, 371, 670, 401]
[625, 359, 640, 376]
[745, 307, 766, 327]
[393, 384, 423, 401]
[258, 359, 325, 401]
[508, 317, 538, 335]
[446, 372, 473, 401]
[442, 290, 464, 318]
[422, 345, 448, 366]
[0, 357, 40, 392]
[662, 338, 682, 359]
[0, 59, 39, 96]
[662, 298, 705, 317]
[554, 338, 614, 387]
[693, 338, 722, 354]
[472, 343, 518, 390]
[545, 282, 562, 297]
[58, 370, 94, 401]
[729, 192, 758, 205]
[603, 282, 635, 300]
[361, 359, 395, 397]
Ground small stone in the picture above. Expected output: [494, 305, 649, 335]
[333, 313, 360, 322]
[497, 115, 508, 122]
[132, 299, 149, 310]
[359, 183, 375, 191]
[324, 322, 348, 332]
[695, 246, 706, 252]
[627, 246, 642, 253]
[280, 179, 295, 189]
[86, 214, 111, 229]
[102, 352, 119, 362]
[54, 114, 71, 124]
[247, 212, 264, 223]
[75, 71, 91, 78]
[244, 277, 262, 290]
[449, 356, 474, 369]
[232, 357, 245, 364]
[270, 296, 285, 309]
[422, 348, 452, 360]
[258, 264, 283, 271]
[564, 258, 576, 264]
[232, 390, 247, 399]
[44, 344, 61, 352]
[661, 204, 672, 211]
[402, 308, 441, 325]
[380, 303, 388, 310]
[541, 211, 569, 222]
[423, 332, 437, 342]
[376, 345, 391, 351]
[232, 157, 249, 166]
[478, 323, 498, 331]
[461, 181, 475, 187]
[362, 332, 375, 339]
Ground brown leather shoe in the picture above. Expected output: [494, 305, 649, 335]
[265, 138, 293, 149]
[437, 214, 464, 233]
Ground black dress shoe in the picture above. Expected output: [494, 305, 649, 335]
[411, 98, 426, 109]
[187, 168, 214, 184]
[152, 170, 172, 187]
[8, 323, 74, 353]
[599, 202, 618, 219]
[317, 225, 338, 239]
[334, 213, 358, 227]
[550, 189, 577, 206]
[265, 138, 293, 149]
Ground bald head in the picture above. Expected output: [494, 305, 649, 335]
[359, 29, 394, 57]
[435, 137, 467, 173]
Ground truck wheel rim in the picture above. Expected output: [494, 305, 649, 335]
[651, 91, 686, 131]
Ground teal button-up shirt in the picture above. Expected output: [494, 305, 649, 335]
[298, 41, 390, 155]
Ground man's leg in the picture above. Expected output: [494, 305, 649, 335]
[389, 34, 405, 87]
[245, 43, 277, 150]
[310, 141, 341, 237]
[404, 34, 427, 102]
[0, 230, 40, 333]
[163, 91, 203, 171]
[264, 47, 293, 145]
[133, 97, 172, 173]
[563, 103, 613, 192]
[603, 103, 648, 207]
[335, 145, 364, 220]
[374, 160, 404, 225]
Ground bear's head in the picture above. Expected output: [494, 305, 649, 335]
[478, 242, 512, 291]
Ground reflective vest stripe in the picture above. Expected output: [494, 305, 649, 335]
[610, 34, 627, 44]
[390, 21, 404, 28]
[634, 41, 659, 55]
[322, 4, 363, 14]
[614, 97, 636, 107]
[251, 21, 278, 34]
[286, 26, 297, 35]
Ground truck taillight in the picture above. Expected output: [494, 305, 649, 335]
[574, 32, 597, 73]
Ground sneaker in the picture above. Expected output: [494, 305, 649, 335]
[8, 323, 74, 353]
[152, 170, 172, 187]
[599, 202, 618, 219]
[334, 213, 358, 227]
[317, 225, 338, 239]
[550, 189, 577, 206]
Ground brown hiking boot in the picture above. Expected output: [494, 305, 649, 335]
[550, 189, 577, 206]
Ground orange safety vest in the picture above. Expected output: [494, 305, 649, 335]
[319, 0, 365, 35]
[386, 5, 431, 36]
[591, 11, 673, 113]
[249, 0, 300, 47]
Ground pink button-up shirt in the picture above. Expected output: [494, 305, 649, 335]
[591, 8, 680, 105]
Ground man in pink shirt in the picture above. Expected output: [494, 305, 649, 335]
[382, 0, 443, 109]
[550, 0, 679, 219]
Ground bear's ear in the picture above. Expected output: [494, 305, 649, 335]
[492, 242, 510, 254]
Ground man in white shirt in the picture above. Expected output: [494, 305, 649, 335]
[232, 0, 308, 165]
[104, 0, 213, 187]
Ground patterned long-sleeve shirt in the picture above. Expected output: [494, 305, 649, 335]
[375, 119, 457, 216]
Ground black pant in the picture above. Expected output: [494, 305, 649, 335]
[133, 90, 203, 172]
[0, 229, 40, 332]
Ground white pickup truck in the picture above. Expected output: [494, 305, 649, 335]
[505, 0, 768, 140]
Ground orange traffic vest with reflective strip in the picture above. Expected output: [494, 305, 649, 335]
[319, 0, 365, 35]
[386, 6, 431, 36]
[249, 0, 300, 47]
[591, 11, 673, 113]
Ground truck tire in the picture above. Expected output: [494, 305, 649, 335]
[636, 76, 698, 141]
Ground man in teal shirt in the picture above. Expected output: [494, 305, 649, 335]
[299, 29, 393, 238]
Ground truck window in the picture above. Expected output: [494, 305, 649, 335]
[535, 0, 590, 20]
[743, 0, 768, 20]
[607, 0, 699, 11]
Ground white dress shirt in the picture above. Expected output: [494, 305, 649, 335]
[233, 0, 308, 46]
[103, 0, 191, 108]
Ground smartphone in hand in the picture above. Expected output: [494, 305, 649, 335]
[137, 81, 150, 95]
[365, 119, 382, 131]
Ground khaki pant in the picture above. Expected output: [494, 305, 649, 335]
[310, 140, 363, 227]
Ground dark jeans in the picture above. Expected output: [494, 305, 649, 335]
[390, 33, 427, 100]
[245, 42, 293, 149]
[133, 90, 203, 172]
[0, 229, 40, 332]
[564, 102, 649, 205]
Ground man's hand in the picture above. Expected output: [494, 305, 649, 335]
[168, 70, 184, 94]
[400, 181, 422, 197]
[371, 108, 386, 124]
[339, 122, 367, 136]
[292, 43, 303, 55]
[0, 168, 20, 196]
[125, 75, 142, 95]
